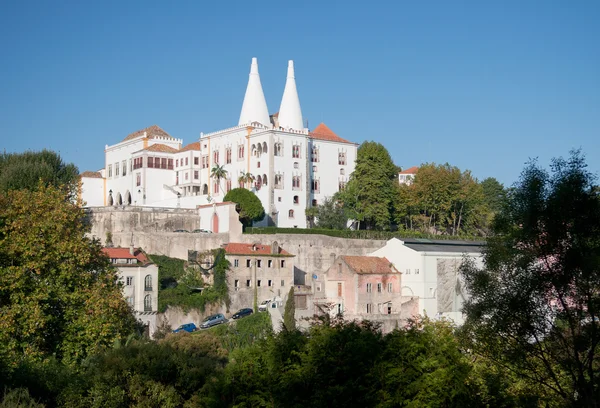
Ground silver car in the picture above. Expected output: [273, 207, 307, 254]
[200, 313, 227, 329]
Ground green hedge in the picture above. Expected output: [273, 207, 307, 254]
[244, 227, 480, 241]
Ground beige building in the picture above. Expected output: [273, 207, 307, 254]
[223, 242, 295, 312]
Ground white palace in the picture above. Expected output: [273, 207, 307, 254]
[81, 58, 357, 229]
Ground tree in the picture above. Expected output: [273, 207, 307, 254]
[312, 197, 347, 230]
[336, 142, 397, 230]
[284, 287, 296, 331]
[237, 172, 255, 189]
[223, 188, 265, 227]
[480, 177, 507, 214]
[0, 184, 136, 365]
[210, 164, 228, 194]
[460, 151, 600, 407]
[0, 150, 79, 198]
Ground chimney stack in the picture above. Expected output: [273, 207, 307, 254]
[277, 60, 304, 130]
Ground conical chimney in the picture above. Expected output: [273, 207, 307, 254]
[277, 60, 304, 131]
[238, 57, 271, 127]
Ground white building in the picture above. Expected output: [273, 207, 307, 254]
[103, 246, 159, 336]
[369, 238, 484, 324]
[398, 166, 418, 185]
[81, 58, 358, 229]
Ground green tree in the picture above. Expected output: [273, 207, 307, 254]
[460, 151, 600, 407]
[223, 188, 265, 227]
[211, 164, 229, 194]
[284, 287, 296, 331]
[480, 177, 507, 214]
[336, 142, 397, 230]
[0, 150, 79, 198]
[313, 197, 347, 230]
[0, 184, 136, 365]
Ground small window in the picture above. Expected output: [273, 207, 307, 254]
[406, 269, 411, 275]
[126, 276, 133, 286]
[415, 269, 420, 275]
[268, 260, 273, 268]
[293, 196, 299, 205]
[366, 283, 372, 293]
[388, 282, 393, 292]
[289, 209, 294, 218]
[257, 161, 261, 168]
[257, 259, 262, 267]
[144, 275, 152, 291]
[247, 279, 251, 287]
[312, 199, 317, 207]
[313, 165, 317, 172]
[281, 260, 285, 268]
[340, 168, 345, 175]
[268, 279, 272, 287]
[246, 259, 251, 267]
[257, 280, 261, 287]
[294, 162, 299, 169]
[281, 279, 285, 286]
[234, 279, 239, 290]
[366, 303, 372, 314]
[387, 304, 392, 314]
[377, 283, 382, 293]
[316, 282, 322, 292]
[278, 197, 282, 202]
[234, 259, 239, 267]
[144, 295, 152, 312]
[338, 263, 342, 274]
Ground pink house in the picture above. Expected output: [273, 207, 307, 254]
[322, 256, 406, 330]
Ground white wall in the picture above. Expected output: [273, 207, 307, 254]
[81, 176, 104, 207]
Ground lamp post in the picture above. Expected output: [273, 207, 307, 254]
[177, 192, 181, 208]
[108, 189, 113, 207]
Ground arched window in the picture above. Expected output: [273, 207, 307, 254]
[293, 195, 299, 204]
[144, 275, 152, 291]
[202, 184, 208, 195]
[262, 142, 268, 154]
[340, 168, 345, 175]
[144, 294, 152, 312]
[262, 174, 267, 186]
[288, 209, 294, 218]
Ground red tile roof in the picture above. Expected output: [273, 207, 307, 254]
[179, 142, 200, 152]
[223, 243, 294, 257]
[102, 247, 150, 264]
[341, 256, 398, 274]
[80, 171, 102, 178]
[309, 123, 352, 144]
[122, 125, 175, 143]
[399, 166, 418, 175]
[144, 143, 178, 153]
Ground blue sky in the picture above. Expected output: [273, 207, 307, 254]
[1, 0, 598, 186]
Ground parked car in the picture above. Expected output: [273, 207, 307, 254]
[258, 300, 271, 312]
[173, 229, 189, 233]
[192, 229, 213, 234]
[172, 323, 197, 333]
[231, 308, 253, 319]
[200, 313, 227, 329]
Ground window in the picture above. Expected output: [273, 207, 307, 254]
[415, 268, 420, 275]
[366, 283, 372, 293]
[281, 260, 285, 268]
[268, 260, 272, 267]
[337, 304, 343, 314]
[257, 260, 262, 268]
[292, 176, 301, 190]
[213, 151, 219, 164]
[194, 157, 199, 165]
[312, 199, 317, 207]
[147, 157, 154, 168]
[238, 145, 245, 160]
[185, 172, 189, 180]
[338, 152, 346, 165]
[387, 304, 392, 314]
[275, 174, 283, 189]
[144, 295, 152, 312]
[144, 275, 152, 291]
[289, 209, 294, 218]
[388, 282, 393, 292]
[126, 276, 133, 286]
[127, 296, 134, 306]
[202, 156, 208, 169]
[340, 168, 345, 175]
[136, 173, 141, 186]
[185, 157, 189, 166]
[406, 269, 411, 275]
[161, 158, 167, 169]
[366, 303, 372, 314]
[338, 263, 342, 274]
[234, 259, 239, 267]
[278, 197, 282, 202]
[122, 160, 127, 176]
[226, 147, 232, 164]
[311, 179, 320, 193]
[274, 143, 282, 156]
[257, 280, 261, 287]
[377, 283, 382, 293]
[133, 158, 143, 170]
[337, 282, 343, 297]
[108, 164, 112, 177]
[281, 279, 285, 286]
[313, 165, 317, 172]
[246, 279, 251, 287]
[115, 162, 120, 176]
[194, 170, 199, 180]
[316, 282, 322, 292]
[168, 158, 173, 170]
[176, 159, 179, 167]
[257, 161, 261, 168]
[338, 180, 346, 191]
[292, 144, 300, 158]
[226, 179, 232, 192]
[294, 162, 299, 169]
[213, 182, 219, 194]
[234, 279, 239, 291]
[311, 145, 319, 162]
[293, 195, 299, 204]
[268, 279, 272, 287]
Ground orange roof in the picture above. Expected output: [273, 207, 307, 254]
[309, 123, 352, 144]
[399, 166, 418, 175]
[179, 142, 200, 152]
[341, 256, 398, 274]
[122, 125, 175, 143]
[80, 171, 102, 178]
[102, 247, 150, 264]
[223, 243, 294, 257]
[144, 143, 178, 153]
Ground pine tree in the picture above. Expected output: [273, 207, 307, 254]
[283, 287, 296, 331]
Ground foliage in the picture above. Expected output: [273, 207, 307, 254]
[211, 164, 228, 194]
[237, 172, 255, 189]
[283, 287, 296, 331]
[336, 141, 398, 230]
[200, 311, 272, 351]
[480, 177, 507, 214]
[310, 197, 348, 230]
[460, 150, 600, 406]
[0, 150, 79, 198]
[0, 388, 45, 408]
[223, 187, 265, 227]
[150, 250, 230, 313]
[0, 184, 136, 365]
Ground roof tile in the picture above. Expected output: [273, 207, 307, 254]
[80, 171, 102, 178]
[341, 255, 398, 274]
[144, 143, 178, 153]
[223, 243, 294, 256]
[103, 247, 150, 264]
[122, 125, 175, 143]
[309, 123, 352, 144]
[399, 166, 418, 175]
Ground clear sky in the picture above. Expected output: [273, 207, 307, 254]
[1, 0, 598, 186]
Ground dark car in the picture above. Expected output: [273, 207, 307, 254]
[231, 308, 253, 320]
[172, 323, 197, 333]
[173, 229, 189, 233]
[192, 228, 213, 234]
[200, 313, 227, 329]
